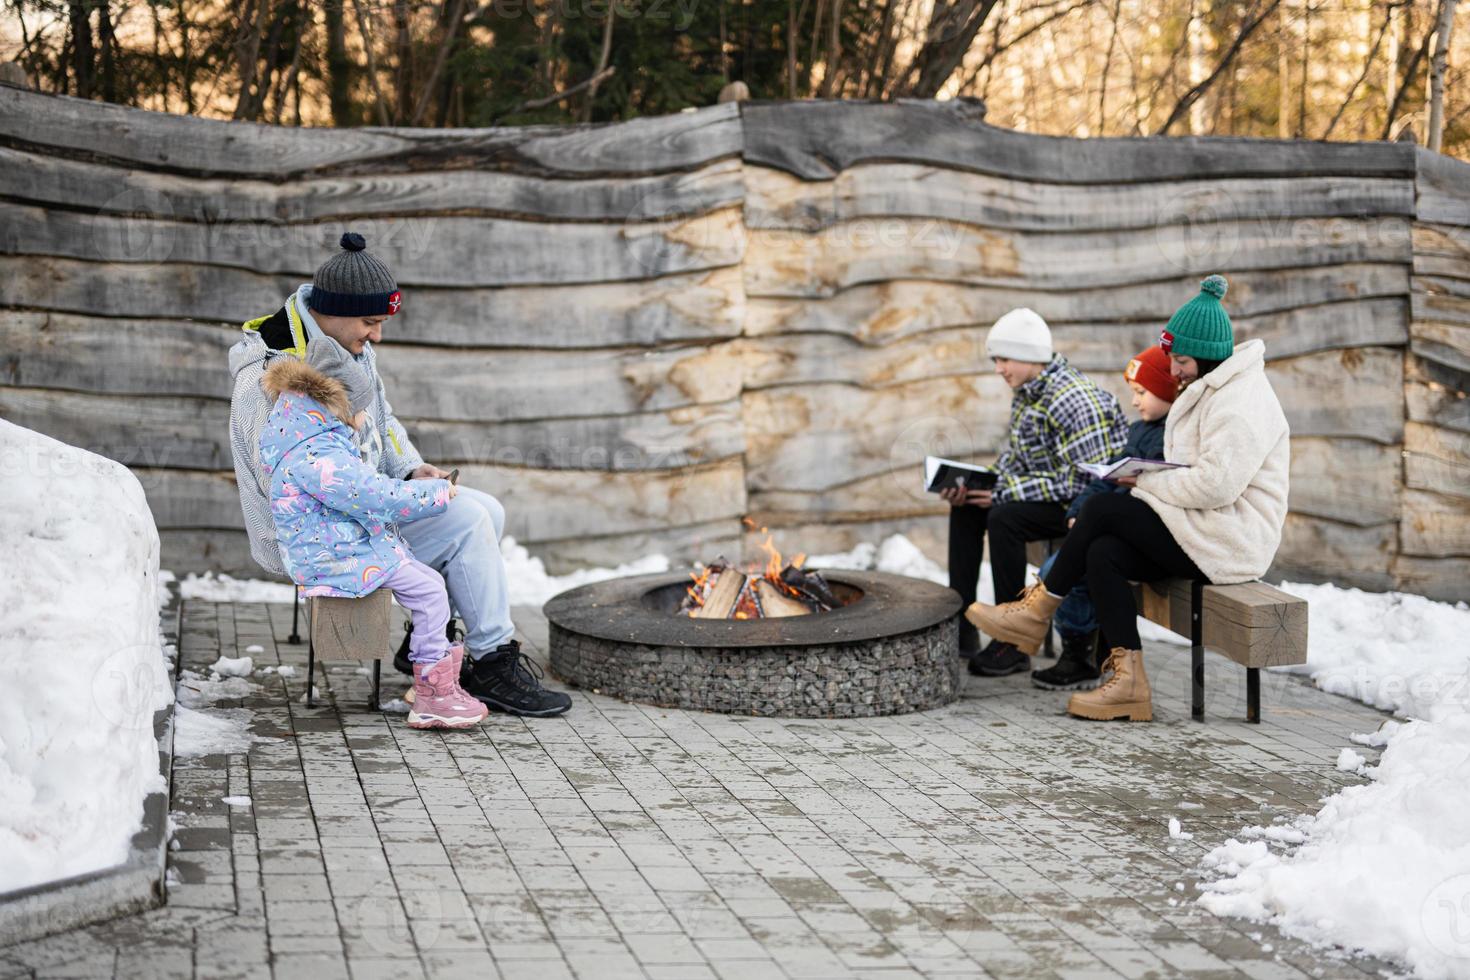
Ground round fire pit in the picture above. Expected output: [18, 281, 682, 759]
[544, 570, 962, 718]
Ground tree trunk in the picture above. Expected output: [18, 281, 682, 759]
[818, 0, 843, 97]
[231, 0, 271, 120]
[899, 0, 1001, 98]
[394, 0, 412, 123]
[325, 0, 354, 126]
[350, 0, 393, 125]
[69, 0, 94, 99]
[98, 0, 117, 104]
[1427, 0, 1459, 151]
[411, 0, 468, 125]
[579, 0, 615, 122]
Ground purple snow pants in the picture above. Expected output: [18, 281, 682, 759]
[380, 558, 452, 667]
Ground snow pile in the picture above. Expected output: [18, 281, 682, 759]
[177, 572, 296, 603]
[1197, 582, 1470, 978]
[809, 534, 952, 587]
[0, 421, 172, 892]
[501, 536, 669, 606]
[209, 655, 253, 677]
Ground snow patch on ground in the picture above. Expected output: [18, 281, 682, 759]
[0, 421, 172, 892]
[173, 706, 259, 758]
[1196, 582, 1470, 978]
[501, 536, 669, 606]
[210, 655, 254, 677]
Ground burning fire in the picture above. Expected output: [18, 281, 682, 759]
[680, 524, 836, 620]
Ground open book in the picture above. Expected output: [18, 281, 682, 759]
[1078, 457, 1188, 481]
[924, 456, 999, 493]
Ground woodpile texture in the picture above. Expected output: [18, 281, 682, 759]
[2, 89, 1465, 599]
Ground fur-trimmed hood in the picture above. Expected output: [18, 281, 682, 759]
[261, 358, 352, 426]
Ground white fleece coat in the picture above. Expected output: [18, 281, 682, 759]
[1131, 340, 1290, 584]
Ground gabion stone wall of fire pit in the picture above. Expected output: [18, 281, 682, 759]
[544, 571, 963, 718]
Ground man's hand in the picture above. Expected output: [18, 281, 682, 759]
[1068, 517, 1076, 529]
[409, 464, 452, 480]
[939, 486, 992, 508]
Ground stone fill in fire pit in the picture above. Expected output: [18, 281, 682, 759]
[544, 565, 962, 718]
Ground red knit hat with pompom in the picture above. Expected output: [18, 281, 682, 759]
[1124, 346, 1179, 403]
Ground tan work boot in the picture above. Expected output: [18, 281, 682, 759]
[964, 583, 1063, 656]
[1067, 648, 1153, 721]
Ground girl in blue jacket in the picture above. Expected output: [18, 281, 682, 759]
[259, 338, 487, 730]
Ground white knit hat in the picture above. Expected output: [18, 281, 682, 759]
[984, 308, 1053, 363]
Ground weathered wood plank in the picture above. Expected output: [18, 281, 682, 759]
[735, 299, 1407, 392]
[0, 384, 743, 472]
[1087, 348, 1404, 445]
[133, 468, 244, 529]
[1416, 147, 1470, 228]
[744, 265, 1410, 341]
[745, 163, 1414, 232]
[1271, 513, 1397, 592]
[1413, 277, 1470, 328]
[462, 458, 747, 542]
[1405, 422, 1470, 499]
[133, 456, 747, 539]
[1400, 488, 1470, 557]
[1410, 318, 1470, 374]
[1391, 553, 1470, 603]
[740, 100, 1416, 183]
[1, 199, 746, 288]
[1412, 223, 1470, 282]
[747, 435, 1396, 530]
[1135, 579, 1308, 668]
[0, 145, 745, 223]
[742, 378, 1012, 494]
[1287, 437, 1402, 527]
[0, 258, 745, 349]
[0, 318, 752, 423]
[0, 387, 231, 470]
[0, 86, 740, 177]
[741, 215, 1412, 299]
[405, 402, 745, 470]
[1405, 355, 1470, 433]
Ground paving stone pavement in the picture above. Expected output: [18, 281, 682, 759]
[1, 599, 1403, 980]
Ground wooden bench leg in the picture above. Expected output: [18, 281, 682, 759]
[1247, 668, 1260, 723]
[1191, 579, 1205, 721]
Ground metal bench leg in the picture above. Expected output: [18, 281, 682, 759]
[288, 585, 303, 645]
[369, 660, 381, 712]
[306, 633, 317, 708]
[1043, 539, 1056, 658]
[1247, 668, 1260, 723]
[1191, 579, 1205, 721]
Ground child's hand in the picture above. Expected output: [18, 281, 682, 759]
[1068, 518, 1076, 529]
[1113, 475, 1139, 488]
[448, 482, 460, 499]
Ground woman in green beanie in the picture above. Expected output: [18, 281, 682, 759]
[965, 275, 1291, 722]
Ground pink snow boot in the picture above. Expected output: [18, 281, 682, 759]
[407, 645, 487, 729]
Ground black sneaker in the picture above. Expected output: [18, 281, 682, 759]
[1032, 631, 1102, 690]
[393, 619, 463, 675]
[968, 640, 1030, 677]
[461, 641, 573, 717]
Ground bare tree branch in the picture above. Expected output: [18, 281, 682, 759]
[1381, 6, 1437, 139]
[1322, 0, 1399, 139]
[410, 0, 468, 125]
[1156, 0, 1281, 136]
[492, 65, 615, 123]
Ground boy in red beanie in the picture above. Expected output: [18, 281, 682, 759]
[1028, 346, 1180, 691]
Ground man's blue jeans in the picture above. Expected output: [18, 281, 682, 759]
[399, 485, 516, 658]
[1039, 551, 1096, 640]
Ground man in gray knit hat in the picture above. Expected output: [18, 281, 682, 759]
[228, 232, 572, 717]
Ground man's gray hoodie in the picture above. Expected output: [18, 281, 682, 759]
[228, 284, 425, 576]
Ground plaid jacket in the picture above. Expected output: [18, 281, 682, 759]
[993, 355, 1129, 504]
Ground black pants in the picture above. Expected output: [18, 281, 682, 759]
[1042, 493, 1205, 651]
[948, 500, 1070, 649]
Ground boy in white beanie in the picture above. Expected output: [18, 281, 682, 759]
[939, 308, 1127, 678]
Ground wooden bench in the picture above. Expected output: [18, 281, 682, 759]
[1025, 541, 1308, 722]
[292, 587, 392, 710]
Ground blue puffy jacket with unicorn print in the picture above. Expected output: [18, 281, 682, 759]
[258, 358, 451, 598]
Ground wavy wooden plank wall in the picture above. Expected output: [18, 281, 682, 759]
[1, 89, 1465, 599]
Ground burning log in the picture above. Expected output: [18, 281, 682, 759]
[753, 579, 811, 618]
[695, 569, 745, 619]
[779, 565, 840, 611]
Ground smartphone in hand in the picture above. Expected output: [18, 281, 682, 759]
[448, 468, 460, 486]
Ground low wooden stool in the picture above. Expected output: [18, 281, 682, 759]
[305, 589, 392, 709]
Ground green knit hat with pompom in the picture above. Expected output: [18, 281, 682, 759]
[1161, 275, 1234, 361]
